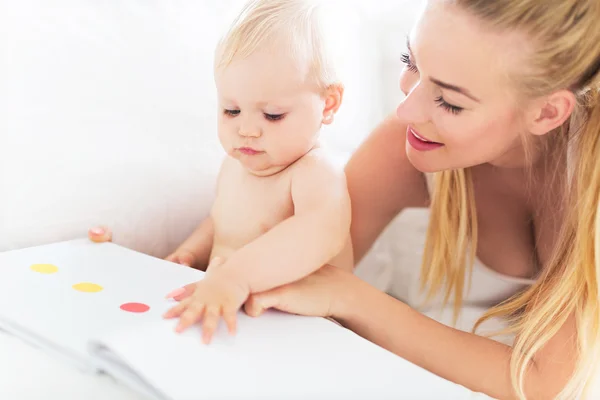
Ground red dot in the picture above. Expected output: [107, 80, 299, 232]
[120, 302, 150, 313]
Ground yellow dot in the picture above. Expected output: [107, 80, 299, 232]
[72, 282, 103, 293]
[30, 264, 59, 274]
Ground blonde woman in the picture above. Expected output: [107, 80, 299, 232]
[91, 0, 600, 398]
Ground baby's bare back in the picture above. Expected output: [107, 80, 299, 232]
[210, 156, 352, 270]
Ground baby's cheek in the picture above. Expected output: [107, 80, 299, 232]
[274, 138, 302, 163]
[217, 128, 232, 147]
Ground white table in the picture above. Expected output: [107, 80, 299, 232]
[0, 328, 493, 400]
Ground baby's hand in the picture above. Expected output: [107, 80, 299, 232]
[165, 249, 197, 268]
[88, 226, 112, 243]
[163, 268, 250, 344]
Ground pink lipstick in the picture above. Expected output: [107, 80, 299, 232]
[406, 126, 444, 152]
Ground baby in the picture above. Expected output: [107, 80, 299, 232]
[163, 0, 353, 343]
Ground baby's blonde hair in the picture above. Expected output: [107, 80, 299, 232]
[215, 0, 342, 90]
[421, 0, 600, 398]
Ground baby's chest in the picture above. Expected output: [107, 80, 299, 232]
[211, 174, 294, 246]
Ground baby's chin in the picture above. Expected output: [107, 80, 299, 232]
[243, 164, 290, 177]
[230, 147, 311, 177]
[234, 156, 290, 177]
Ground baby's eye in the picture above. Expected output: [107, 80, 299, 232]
[264, 113, 285, 121]
[224, 109, 240, 117]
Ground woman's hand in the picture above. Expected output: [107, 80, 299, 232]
[244, 265, 351, 319]
[169, 264, 354, 320]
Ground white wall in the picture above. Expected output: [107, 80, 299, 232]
[0, 0, 425, 258]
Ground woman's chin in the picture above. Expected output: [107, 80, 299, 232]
[405, 147, 473, 174]
[406, 149, 443, 174]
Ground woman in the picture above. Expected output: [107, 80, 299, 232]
[91, 0, 600, 398]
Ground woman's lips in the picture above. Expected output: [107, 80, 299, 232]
[406, 126, 444, 152]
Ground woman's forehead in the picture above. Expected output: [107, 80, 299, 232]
[411, 0, 527, 99]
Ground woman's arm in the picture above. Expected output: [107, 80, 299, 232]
[244, 265, 576, 400]
[345, 113, 429, 263]
[332, 269, 577, 400]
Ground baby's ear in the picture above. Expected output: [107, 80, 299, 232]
[322, 83, 344, 125]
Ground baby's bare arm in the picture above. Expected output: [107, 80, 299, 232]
[169, 158, 230, 270]
[217, 151, 351, 293]
[170, 216, 214, 270]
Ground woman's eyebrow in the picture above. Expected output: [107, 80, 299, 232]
[430, 78, 481, 103]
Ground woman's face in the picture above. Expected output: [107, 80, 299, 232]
[396, 0, 531, 172]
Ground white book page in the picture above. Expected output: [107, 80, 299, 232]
[0, 239, 203, 370]
[91, 307, 472, 400]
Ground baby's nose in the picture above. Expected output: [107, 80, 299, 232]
[239, 123, 261, 138]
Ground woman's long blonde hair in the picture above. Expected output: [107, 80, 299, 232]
[420, 1, 600, 398]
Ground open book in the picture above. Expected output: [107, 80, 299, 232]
[0, 239, 466, 399]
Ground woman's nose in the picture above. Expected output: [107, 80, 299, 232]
[396, 81, 430, 125]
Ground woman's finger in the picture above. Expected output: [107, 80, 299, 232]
[244, 295, 266, 317]
[88, 226, 112, 243]
[244, 287, 286, 317]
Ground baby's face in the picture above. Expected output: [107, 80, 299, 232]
[215, 47, 326, 176]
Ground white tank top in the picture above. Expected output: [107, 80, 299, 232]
[419, 173, 533, 302]
[378, 173, 536, 343]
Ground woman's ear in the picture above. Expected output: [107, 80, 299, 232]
[526, 89, 576, 136]
[322, 84, 344, 125]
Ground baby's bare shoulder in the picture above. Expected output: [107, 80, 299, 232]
[290, 148, 349, 207]
[291, 148, 345, 180]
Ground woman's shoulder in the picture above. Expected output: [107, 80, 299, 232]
[347, 113, 417, 179]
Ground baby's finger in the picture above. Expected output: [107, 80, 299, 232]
[163, 298, 191, 319]
[201, 305, 222, 344]
[176, 302, 205, 333]
[88, 226, 112, 243]
[222, 306, 238, 335]
[177, 253, 194, 267]
[165, 283, 196, 301]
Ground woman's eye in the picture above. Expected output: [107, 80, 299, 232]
[264, 113, 285, 121]
[224, 109, 240, 116]
[434, 96, 464, 115]
[400, 52, 418, 73]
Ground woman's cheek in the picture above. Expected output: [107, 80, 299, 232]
[431, 114, 472, 147]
